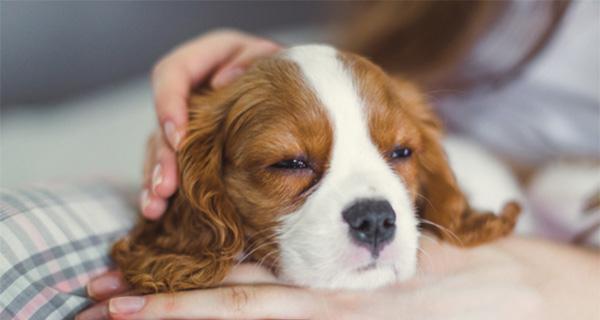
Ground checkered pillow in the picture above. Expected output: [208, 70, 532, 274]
[0, 180, 137, 319]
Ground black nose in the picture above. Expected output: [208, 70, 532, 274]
[342, 199, 396, 256]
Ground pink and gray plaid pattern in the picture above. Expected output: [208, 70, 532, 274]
[0, 180, 136, 319]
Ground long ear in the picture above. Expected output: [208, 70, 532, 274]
[411, 95, 520, 247]
[112, 91, 244, 293]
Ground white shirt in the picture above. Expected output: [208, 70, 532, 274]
[437, 0, 599, 165]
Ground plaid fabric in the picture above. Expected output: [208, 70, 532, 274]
[0, 180, 137, 319]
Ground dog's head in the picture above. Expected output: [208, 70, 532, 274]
[114, 45, 519, 292]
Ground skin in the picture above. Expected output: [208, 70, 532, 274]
[79, 30, 599, 319]
[79, 235, 600, 320]
[141, 29, 281, 219]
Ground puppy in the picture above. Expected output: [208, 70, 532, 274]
[112, 45, 520, 293]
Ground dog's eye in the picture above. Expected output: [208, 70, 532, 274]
[390, 147, 412, 160]
[271, 159, 309, 170]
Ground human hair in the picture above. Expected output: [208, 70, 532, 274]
[337, 0, 571, 92]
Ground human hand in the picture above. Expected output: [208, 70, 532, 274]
[79, 236, 592, 320]
[141, 29, 281, 219]
[77, 263, 278, 320]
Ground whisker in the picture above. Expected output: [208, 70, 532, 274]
[254, 250, 279, 272]
[419, 233, 440, 244]
[240, 235, 278, 254]
[419, 218, 463, 246]
[416, 247, 434, 275]
[235, 235, 279, 267]
[415, 192, 436, 213]
[244, 227, 278, 242]
[414, 192, 463, 246]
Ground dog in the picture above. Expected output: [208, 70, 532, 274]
[112, 45, 520, 293]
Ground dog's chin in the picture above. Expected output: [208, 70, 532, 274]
[282, 263, 415, 290]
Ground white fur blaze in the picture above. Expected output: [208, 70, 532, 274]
[276, 45, 419, 289]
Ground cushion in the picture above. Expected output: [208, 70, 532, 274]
[0, 179, 136, 319]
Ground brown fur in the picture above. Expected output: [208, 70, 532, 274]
[112, 58, 332, 293]
[112, 51, 519, 294]
[344, 52, 519, 246]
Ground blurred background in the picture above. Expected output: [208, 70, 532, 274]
[1, 1, 348, 187]
[1, 1, 598, 244]
[1, 1, 598, 190]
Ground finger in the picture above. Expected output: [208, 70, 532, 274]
[109, 285, 319, 320]
[152, 66, 188, 151]
[142, 131, 161, 189]
[152, 31, 249, 150]
[75, 301, 109, 320]
[150, 134, 178, 199]
[221, 263, 279, 285]
[211, 39, 281, 89]
[140, 189, 168, 220]
[87, 271, 129, 301]
[141, 132, 170, 220]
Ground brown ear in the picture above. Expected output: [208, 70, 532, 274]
[412, 97, 520, 247]
[112, 91, 244, 293]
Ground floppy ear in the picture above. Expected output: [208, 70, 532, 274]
[411, 96, 520, 247]
[112, 91, 244, 293]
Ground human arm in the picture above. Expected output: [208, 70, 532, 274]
[80, 236, 600, 320]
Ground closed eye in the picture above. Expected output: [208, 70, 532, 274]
[270, 158, 310, 170]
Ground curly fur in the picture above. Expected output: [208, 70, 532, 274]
[112, 47, 520, 293]
[112, 88, 245, 293]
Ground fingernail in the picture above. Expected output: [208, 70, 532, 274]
[76, 303, 109, 320]
[87, 273, 125, 299]
[109, 296, 145, 314]
[214, 67, 244, 88]
[163, 121, 181, 150]
[151, 164, 163, 193]
[140, 189, 150, 210]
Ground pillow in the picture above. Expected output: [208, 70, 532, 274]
[0, 179, 136, 319]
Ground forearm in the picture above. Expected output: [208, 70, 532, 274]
[497, 237, 600, 319]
